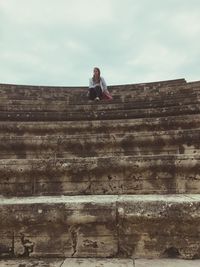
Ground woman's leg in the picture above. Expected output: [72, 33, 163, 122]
[94, 86, 103, 99]
[89, 88, 96, 100]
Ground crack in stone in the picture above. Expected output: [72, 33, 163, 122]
[60, 259, 66, 267]
[69, 226, 79, 257]
[108, 175, 114, 191]
[11, 231, 15, 257]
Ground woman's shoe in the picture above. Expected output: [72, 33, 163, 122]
[95, 97, 100, 101]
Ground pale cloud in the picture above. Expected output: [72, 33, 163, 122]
[0, 0, 200, 86]
[0, 0, 114, 25]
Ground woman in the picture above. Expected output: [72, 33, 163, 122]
[88, 67, 112, 101]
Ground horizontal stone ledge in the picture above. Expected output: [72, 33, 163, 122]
[0, 79, 190, 100]
[0, 78, 186, 93]
[0, 86, 198, 101]
[0, 258, 65, 267]
[0, 91, 199, 108]
[1, 194, 199, 205]
[135, 259, 200, 267]
[0, 114, 199, 135]
[0, 94, 199, 112]
[0, 155, 200, 196]
[0, 128, 199, 158]
[0, 258, 134, 267]
[0, 104, 200, 121]
[118, 195, 200, 259]
[0, 194, 199, 259]
[1, 258, 200, 267]
[0, 94, 200, 111]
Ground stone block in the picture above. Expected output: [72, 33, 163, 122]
[135, 259, 200, 267]
[0, 259, 64, 267]
[118, 195, 200, 259]
[62, 258, 133, 267]
[1, 155, 200, 196]
[0, 196, 117, 258]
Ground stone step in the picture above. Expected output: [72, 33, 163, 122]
[0, 155, 199, 196]
[0, 195, 199, 259]
[0, 128, 199, 158]
[0, 258, 64, 267]
[1, 258, 200, 267]
[0, 258, 134, 267]
[0, 84, 199, 105]
[0, 82, 198, 99]
[0, 93, 199, 111]
[0, 80, 196, 103]
[0, 103, 200, 121]
[0, 78, 186, 95]
[0, 114, 199, 136]
[135, 259, 200, 267]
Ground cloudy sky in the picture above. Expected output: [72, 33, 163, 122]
[0, 0, 200, 86]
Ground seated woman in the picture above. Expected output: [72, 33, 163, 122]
[88, 67, 112, 101]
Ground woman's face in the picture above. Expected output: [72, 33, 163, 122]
[93, 68, 99, 77]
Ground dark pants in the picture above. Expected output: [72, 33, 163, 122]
[89, 86, 103, 100]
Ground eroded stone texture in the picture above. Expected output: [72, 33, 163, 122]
[0, 129, 200, 158]
[0, 79, 200, 261]
[0, 195, 199, 259]
[135, 259, 200, 267]
[0, 196, 117, 258]
[0, 155, 200, 196]
[62, 258, 133, 267]
[0, 258, 64, 267]
[1, 114, 200, 136]
[118, 195, 200, 259]
[1, 80, 200, 122]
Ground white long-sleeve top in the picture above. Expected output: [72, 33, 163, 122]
[89, 77, 108, 92]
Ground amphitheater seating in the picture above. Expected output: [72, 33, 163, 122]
[0, 78, 199, 260]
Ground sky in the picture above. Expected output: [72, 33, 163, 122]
[0, 0, 200, 86]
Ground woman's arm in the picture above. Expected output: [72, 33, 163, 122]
[89, 78, 94, 88]
[101, 77, 108, 91]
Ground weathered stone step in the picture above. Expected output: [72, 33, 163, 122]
[0, 194, 199, 259]
[118, 194, 200, 259]
[0, 103, 200, 121]
[0, 78, 186, 96]
[135, 259, 200, 267]
[0, 93, 199, 111]
[0, 258, 65, 267]
[0, 155, 199, 196]
[0, 84, 199, 104]
[0, 129, 199, 158]
[0, 83, 197, 99]
[1, 258, 200, 267]
[0, 115, 199, 136]
[0, 80, 195, 104]
[0, 258, 134, 267]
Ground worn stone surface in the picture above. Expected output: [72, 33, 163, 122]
[0, 78, 200, 260]
[0, 80, 199, 122]
[1, 104, 200, 121]
[135, 259, 200, 267]
[0, 258, 64, 266]
[0, 114, 200, 136]
[0, 78, 187, 98]
[0, 128, 199, 158]
[118, 195, 200, 259]
[1, 258, 200, 267]
[0, 195, 199, 259]
[0, 195, 117, 258]
[0, 155, 200, 196]
[62, 258, 133, 266]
